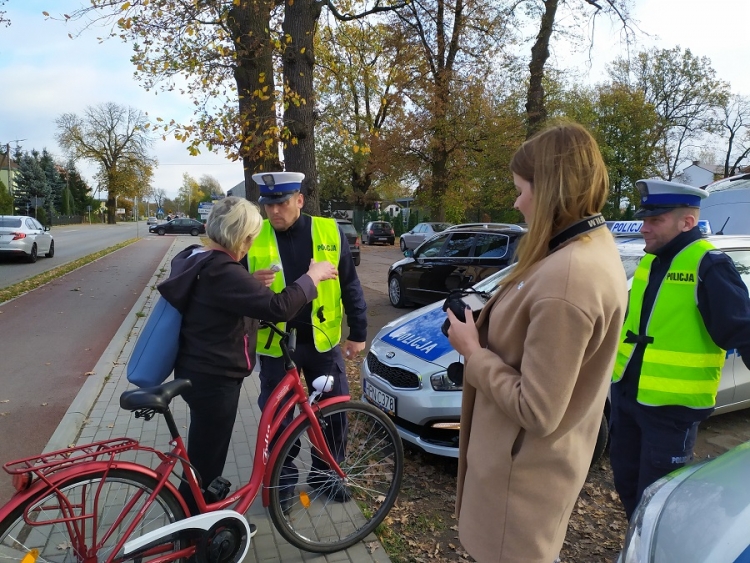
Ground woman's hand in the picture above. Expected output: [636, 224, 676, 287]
[253, 269, 277, 287]
[307, 260, 338, 284]
[446, 307, 482, 359]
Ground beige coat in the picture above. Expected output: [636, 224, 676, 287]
[456, 227, 627, 563]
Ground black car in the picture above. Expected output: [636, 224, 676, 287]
[149, 218, 206, 236]
[363, 221, 395, 245]
[336, 218, 361, 266]
[387, 225, 525, 307]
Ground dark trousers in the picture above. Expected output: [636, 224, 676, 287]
[258, 343, 349, 491]
[175, 368, 244, 515]
[609, 389, 700, 520]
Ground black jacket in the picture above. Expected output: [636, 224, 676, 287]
[617, 227, 750, 419]
[158, 245, 316, 378]
[242, 214, 368, 344]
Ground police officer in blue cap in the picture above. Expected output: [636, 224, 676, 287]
[243, 171, 367, 512]
[610, 179, 750, 520]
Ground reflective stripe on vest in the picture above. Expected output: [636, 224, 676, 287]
[612, 239, 725, 408]
[248, 217, 342, 357]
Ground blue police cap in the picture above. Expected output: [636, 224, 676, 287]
[252, 171, 305, 205]
[634, 179, 709, 219]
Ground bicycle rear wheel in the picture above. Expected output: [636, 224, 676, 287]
[0, 469, 187, 563]
[267, 401, 404, 553]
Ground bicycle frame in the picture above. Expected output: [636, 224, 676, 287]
[2, 333, 350, 563]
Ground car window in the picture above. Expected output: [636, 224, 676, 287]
[25, 219, 36, 230]
[443, 233, 474, 258]
[474, 233, 509, 258]
[417, 234, 448, 258]
[33, 219, 44, 230]
[726, 250, 750, 289]
[0, 217, 22, 228]
[434, 223, 452, 232]
[414, 224, 424, 233]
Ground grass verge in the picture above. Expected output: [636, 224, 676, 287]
[0, 238, 139, 305]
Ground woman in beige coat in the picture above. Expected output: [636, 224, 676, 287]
[446, 122, 628, 563]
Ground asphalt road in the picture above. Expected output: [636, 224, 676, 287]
[0, 235, 174, 502]
[0, 222, 155, 289]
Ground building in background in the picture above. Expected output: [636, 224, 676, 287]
[674, 161, 723, 187]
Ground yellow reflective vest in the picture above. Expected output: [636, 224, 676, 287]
[248, 217, 342, 357]
[613, 239, 725, 408]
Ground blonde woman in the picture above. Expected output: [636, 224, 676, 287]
[157, 197, 337, 519]
[446, 123, 628, 563]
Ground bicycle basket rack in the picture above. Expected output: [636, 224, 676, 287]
[3, 438, 140, 478]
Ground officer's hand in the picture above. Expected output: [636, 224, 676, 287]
[253, 269, 277, 287]
[342, 340, 365, 360]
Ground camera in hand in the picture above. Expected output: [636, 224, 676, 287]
[440, 289, 489, 338]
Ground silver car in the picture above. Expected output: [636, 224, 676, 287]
[619, 439, 750, 563]
[399, 222, 453, 251]
[361, 221, 750, 462]
[0, 215, 54, 263]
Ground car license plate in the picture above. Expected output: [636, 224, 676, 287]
[363, 380, 396, 416]
[377, 237, 387, 241]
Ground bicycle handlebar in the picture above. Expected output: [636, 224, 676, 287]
[258, 321, 296, 368]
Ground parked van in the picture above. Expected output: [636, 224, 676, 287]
[701, 173, 750, 235]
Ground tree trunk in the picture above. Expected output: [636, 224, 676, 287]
[282, 0, 322, 215]
[227, 0, 281, 205]
[430, 69, 451, 221]
[526, 0, 558, 138]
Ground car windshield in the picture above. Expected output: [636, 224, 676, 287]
[433, 223, 452, 231]
[0, 218, 22, 228]
[707, 175, 750, 193]
[339, 223, 357, 236]
[470, 242, 641, 297]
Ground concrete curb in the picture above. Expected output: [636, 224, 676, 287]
[42, 238, 181, 454]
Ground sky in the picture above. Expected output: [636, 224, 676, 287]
[1, 0, 749, 200]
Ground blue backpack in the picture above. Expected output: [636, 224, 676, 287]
[126, 296, 183, 388]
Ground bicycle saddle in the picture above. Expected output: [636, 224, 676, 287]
[120, 379, 193, 412]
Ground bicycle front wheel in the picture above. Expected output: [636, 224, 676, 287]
[0, 469, 187, 563]
[267, 401, 404, 553]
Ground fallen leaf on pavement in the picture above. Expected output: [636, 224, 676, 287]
[84, 371, 95, 376]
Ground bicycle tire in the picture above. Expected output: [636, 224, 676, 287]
[267, 401, 404, 553]
[0, 469, 187, 563]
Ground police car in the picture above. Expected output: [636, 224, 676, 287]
[361, 220, 750, 462]
[618, 438, 750, 563]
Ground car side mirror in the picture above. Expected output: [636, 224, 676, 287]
[404, 249, 414, 258]
[44, 226, 51, 232]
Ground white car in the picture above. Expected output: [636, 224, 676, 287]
[0, 215, 54, 263]
[147, 216, 158, 225]
[361, 221, 750, 463]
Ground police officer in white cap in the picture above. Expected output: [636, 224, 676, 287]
[243, 171, 367, 512]
[610, 179, 750, 520]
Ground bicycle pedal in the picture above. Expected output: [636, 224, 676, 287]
[204, 477, 232, 502]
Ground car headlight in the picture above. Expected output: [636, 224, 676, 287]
[620, 464, 701, 562]
[430, 371, 462, 391]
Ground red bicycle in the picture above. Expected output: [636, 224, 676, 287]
[0, 322, 404, 562]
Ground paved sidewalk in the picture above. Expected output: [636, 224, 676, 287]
[50, 238, 392, 563]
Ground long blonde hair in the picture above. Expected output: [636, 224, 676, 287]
[502, 121, 609, 289]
